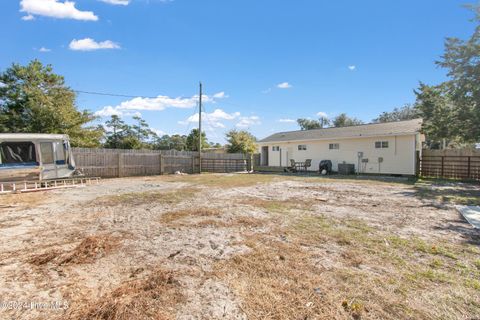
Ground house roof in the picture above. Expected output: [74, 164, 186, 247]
[258, 118, 422, 143]
[0, 133, 69, 141]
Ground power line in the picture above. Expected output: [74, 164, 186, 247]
[74, 89, 194, 100]
[74, 90, 158, 99]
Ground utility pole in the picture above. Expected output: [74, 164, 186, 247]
[198, 82, 202, 174]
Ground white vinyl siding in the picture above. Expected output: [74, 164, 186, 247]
[258, 135, 419, 175]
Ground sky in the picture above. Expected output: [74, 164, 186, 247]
[0, 0, 476, 143]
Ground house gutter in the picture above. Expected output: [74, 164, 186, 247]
[256, 132, 419, 145]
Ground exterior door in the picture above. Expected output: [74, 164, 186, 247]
[280, 148, 288, 167]
[261, 146, 269, 166]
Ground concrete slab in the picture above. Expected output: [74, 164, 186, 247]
[456, 205, 480, 229]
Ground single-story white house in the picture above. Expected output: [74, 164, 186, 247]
[257, 118, 424, 175]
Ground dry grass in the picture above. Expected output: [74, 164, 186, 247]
[28, 249, 64, 266]
[239, 197, 318, 213]
[66, 268, 184, 320]
[60, 235, 120, 265]
[215, 204, 480, 319]
[1, 192, 48, 209]
[189, 216, 266, 229]
[159, 206, 267, 229]
[215, 235, 346, 319]
[160, 173, 277, 188]
[93, 187, 199, 207]
[28, 234, 120, 266]
[160, 207, 222, 225]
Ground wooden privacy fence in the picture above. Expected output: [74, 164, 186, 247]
[72, 148, 251, 178]
[419, 149, 480, 181]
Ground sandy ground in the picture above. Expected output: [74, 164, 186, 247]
[0, 174, 478, 319]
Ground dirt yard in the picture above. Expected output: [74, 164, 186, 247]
[0, 173, 479, 319]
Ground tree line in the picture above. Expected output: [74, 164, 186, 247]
[1, 7, 479, 150]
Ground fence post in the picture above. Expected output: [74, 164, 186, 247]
[415, 151, 420, 177]
[160, 155, 164, 175]
[467, 156, 471, 179]
[441, 156, 445, 178]
[118, 153, 124, 178]
[191, 156, 195, 174]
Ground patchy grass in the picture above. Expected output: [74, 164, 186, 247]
[160, 173, 278, 188]
[160, 207, 266, 229]
[28, 249, 64, 266]
[160, 207, 222, 225]
[66, 268, 184, 320]
[293, 174, 415, 186]
[239, 197, 318, 214]
[1, 192, 48, 209]
[415, 179, 480, 205]
[188, 216, 266, 229]
[94, 187, 199, 207]
[216, 207, 480, 319]
[215, 236, 345, 320]
[60, 235, 121, 265]
[28, 234, 121, 266]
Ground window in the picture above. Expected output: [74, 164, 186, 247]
[272, 146, 280, 151]
[375, 141, 389, 149]
[54, 141, 66, 165]
[0, 142, 37, 165]
[329, 143, 340, 150]
[40, 142, 54, 164]
[298, 145, 307, 151]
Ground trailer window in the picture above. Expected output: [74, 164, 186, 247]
[54, 141, 66, 164]
[40, 142, 54, 164]
[0, 142, 37, 165]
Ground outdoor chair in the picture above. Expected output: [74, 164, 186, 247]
[289, 159, 297, 172]
[304, 159, 312, 172]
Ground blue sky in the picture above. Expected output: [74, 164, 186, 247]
[0, 0, 475, 143]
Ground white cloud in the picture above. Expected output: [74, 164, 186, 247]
[38, 47, 51, 52]
[179, 109, 240, 129]
[95, 92, 228, 117]
[278, 118, 296, 123]
[99, 0, 130, 5]
[151, 128, 166, 136]
[348, 65, 356, 71]
[21, 14, 35, 20]
[69, 38, 120, 51]
[20, 0, 98, 21]
[94, 106, 123, 117]
[277, 82, 292, 89]
[316, 111, 328, 118]
[213, 91, 228, 99]
[94, 106, 141, 118]
[95, 91, 230, 127]
[236, 116, 261, 128]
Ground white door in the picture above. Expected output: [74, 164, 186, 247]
[280, 148, 289, 167]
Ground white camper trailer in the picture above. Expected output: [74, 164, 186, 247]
[0, 134, 77, 181]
